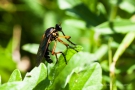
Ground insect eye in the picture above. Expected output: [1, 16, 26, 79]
[55, 24, 62, 31]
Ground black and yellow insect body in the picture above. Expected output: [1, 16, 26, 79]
[36, 24, 77, 66]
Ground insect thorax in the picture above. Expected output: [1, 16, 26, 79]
[51, 32, 59, 40]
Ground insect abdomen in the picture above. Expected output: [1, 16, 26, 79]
[44, 48, 53, 63]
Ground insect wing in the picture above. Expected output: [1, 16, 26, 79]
[36, 34, 51, 66]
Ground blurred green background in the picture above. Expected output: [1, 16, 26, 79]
[0, 0, 135, 90]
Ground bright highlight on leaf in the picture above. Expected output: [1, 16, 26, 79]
[8, 69, 22, 82]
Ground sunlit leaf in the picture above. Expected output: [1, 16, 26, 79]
[51, 45, 83, 80]
[119, 1, 135, 13]
[21, 63, 47, 90]
[8, 69, 22, 82]
[69, 63, 102, 90]
[48, 46, 101, 90]
[0, 63, 47, 90]
[0, 81, 22, 90]
[58, 0, 82, 9]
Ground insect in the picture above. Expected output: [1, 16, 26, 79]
[36, 24, 77, 66]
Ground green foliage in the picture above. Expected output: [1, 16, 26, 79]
[0, 63, 47, 90]
[0, 47, 102, 90]
[8, 69, 22, 82]
[0, 0, 135, 90]
[95, 20, 135, 34]
[0, 40, 16, 83]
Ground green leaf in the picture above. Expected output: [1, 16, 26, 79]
[51, 45, 83, 80]
[0, 63, 47, 90]
[8, 69, 22, 82]
[95, 20, 135, 34]
[69, 63, 102, 90]
[58, 0, 82, 9]
[119, 1, 135, 13]
[49, 48, 102, 90]
[48, 46, 82, 89]
[0, 47, 102, 90]
[0, 40, 16, 82]
[0, 81, 22, 90]
[21, 63, 47, 90]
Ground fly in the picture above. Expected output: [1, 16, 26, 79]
[36, 24, 77, 66]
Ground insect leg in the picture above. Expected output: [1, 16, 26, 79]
[54, 53, 59, 64]
[54, 51, 67, 64]
[51, 40, 57, 55]
[57, 38, 68, 47]
[50, 51, 67, 64]
[49, 50, 67, 64]
[58, 36, 70, 39]
[60, 31, 76, 45]
[56, 38, 78, 52]
[50, 41, 67, 64]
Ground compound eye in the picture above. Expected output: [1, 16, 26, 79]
[56, 24, 62, 31]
